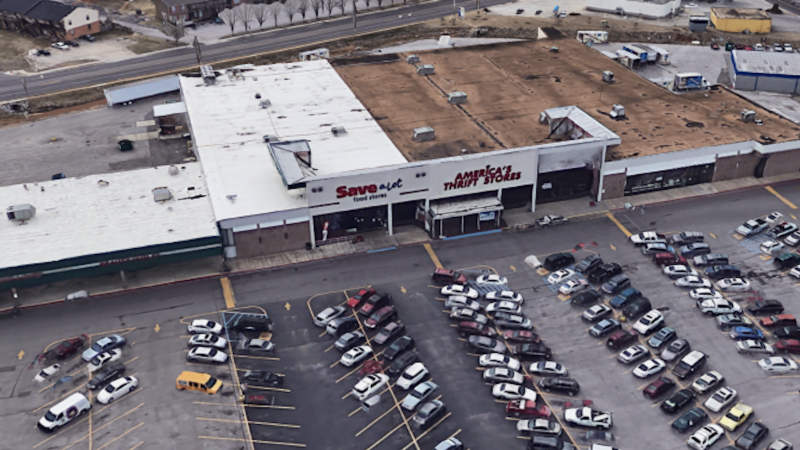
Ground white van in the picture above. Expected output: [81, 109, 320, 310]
[38, 393, 91, 431]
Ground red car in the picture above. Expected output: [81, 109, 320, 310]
[358, 293, 391, 317]
[653, 253, 687, 266]
[503, 330, 541, 344]
[643, 376, 676, 399]
[347, 288, 376, 309]
[775, 339, 800, 354]
[506, 399, 551, 418]
[432, 268, 467, 285]
[761, 314, 797, 328]
[46, 334, 88, 360]
[364, 306, 397, 329]
[458, 321, 496, 338]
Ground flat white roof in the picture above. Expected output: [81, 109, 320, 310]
[0, 163, 218, 270]
[154, 102, 186, 117]
[180, 60, 408, 227]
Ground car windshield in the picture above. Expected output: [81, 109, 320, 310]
[640, 318, 651, 325]
[204, 377, 219, 389]
[724, 412, 739, 421]
[104, 384, 116, 393]
[44, 411, 57, 421]
[90, 343, 102, 352]
[711, 393, 724, 402]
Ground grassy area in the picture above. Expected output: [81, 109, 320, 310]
[0, 29, 53, 71]
[127, 34, 182, 54]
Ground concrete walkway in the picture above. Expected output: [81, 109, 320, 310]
[2, 172, 799, 313]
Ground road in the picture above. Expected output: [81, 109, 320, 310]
[0, 0, 506, 103]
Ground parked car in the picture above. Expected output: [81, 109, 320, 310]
[352, 374, 389, 401]
[688, 424, 725, 450]
[506, 399, 551, 418]
[396, 362, 429, 390]
[445, 295, 482, 311]
[609, 288, 641, 309]
[622, 296, 652, 320]
[187, 319, 223, 335]
[51, 42, 70, 50]
[670, 231, 705, 246]
[767, 222, 798, 239]
[748, 300, 784, 315]
[681, 243, 711, 258]
[477, 274, 507, 285]
[359, 293, 392, 316]
[776, 253, 800, 269]
[642, 243, 673, 255]
[449, 307, 489, 325]
[187, 347, 228, 364]
[661, 338, 691, 362]
[730, 327, 764, 341]
[238, 338, 275, 353]
[529, 361, 567, 376]
[633, 310, 664, 335]
[80, 34, 96, 42]
[736, 340, 774, 355]
[606, 329, 637, 350]
[766, 439, 793, 450]
[630, 231, 666, 246]
[87, 362, 125, 390]
[761, 240, 785, 255]
[736, 422, 770, 450]
[467, 336, 505, 354]
[774, 326, 800, 340]
[512, 343, 552, 360]
[347, 288, 376, 308]
[538, 377, 580, 396]
[373, 322, 404, 346]
[675, 276, 712, 289]
[571, 290, 601, 307]
[314, 306, 347, 327]
[82, 335, 126, 362]
[402, 381, 438, 411]
[36, 48, 51, 56]
[492, 383, 537, 401]
[758, 356, 798, 373]
[559, 278, 590, 295]
[486, 301, 522, 315]
[485, 290, 523, 304]
[775, 339, 800, 354]
[64, 40, 80, 47]
[737, 219, 768, 236]
[517, 418, 562, 436]
[504, 330, 540, 343]
[588, 263, 623, 284]
[341, 346, 373, 367]
[536, 214, 569, 227]
[432, 268, 467, 285]
[661, 389, 696, 414]
[458, 321, 496, 338]
[582, 304, 612, 323]
[719, 403, 753, 431]
[575, 254, 602, 274]
[479, 353, 522, 370]
[663, 265, 699, 279]
[87, 349, 122, 373]
[547, 269, 576, 285]
[617, 344, 649, 364]
[47, 334, 88, 360]
[694, 253, 729, 267]
[384, 336, 415, 360]
[188, 334, 227, 349]
[483, 367, 525, 384]
[387, 351, 420, 375]
[705, 265, 741, 280]
[784, 231, 800, 247]
[564, 407, 612, 429]
[589, 319, 621, 337]
[648, 327, 676, 349]
[673, 407, 709, 434]
[653, 252, 688, 266]
[241, 370, 283, 386]
[691, 371, 724, 394]
[690, 288, 723, 301]
[704, 386, 737, 413]
[96, 376, 137, 404]
[697, 298, 742, 315]
[365, 306, 398, 329]
[761, 315, 797, 328]
[601, 274, 631, 295]
[643, 376, 675, 399]
[633, 358, 666, 378]
[717, 278, 751, 292]
[544, 253, 575, 271]
[717, 314, 753, 331]
[495, 313, 534, 330]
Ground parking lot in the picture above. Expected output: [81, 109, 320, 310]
[2, 182, 800, 449]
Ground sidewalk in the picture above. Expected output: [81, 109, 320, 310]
[2, 173, 798, 314]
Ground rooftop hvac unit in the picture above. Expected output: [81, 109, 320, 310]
[447, 92, 467, 104]
[610, 104, 625, 118]
[602, 71, 615, 83]
[263, 135, 278, 143]
[413, 126, 435, 142]
[259, 99, 271, 109]
[152, 187, 172, 202]
[416, 64, 435, 76]
[741, 110, 756, 123]
[7, 204, 36, 221]
[201, 65, 216, 85]
[331, 126, 347, 136]
[407, 54, 420, 64]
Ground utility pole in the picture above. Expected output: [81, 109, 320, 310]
[352, 3, 357, 32]
[192, 35, 202, 66]
[452, 0, 456, 23]
[20, 77, 29, 119]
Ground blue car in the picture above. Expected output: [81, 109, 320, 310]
[609, 288, 641, 309]
[729, 327, 765, 341]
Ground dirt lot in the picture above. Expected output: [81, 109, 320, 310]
[0, 30, 56, 71]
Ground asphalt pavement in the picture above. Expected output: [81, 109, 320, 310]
[0, 0, 508, 103]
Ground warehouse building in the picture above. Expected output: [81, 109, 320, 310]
[585, 0, 681, 19]
[728, 50, 800, 94]
[710, 8, 771, 34]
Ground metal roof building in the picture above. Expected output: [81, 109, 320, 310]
[729, 50, 800, 94]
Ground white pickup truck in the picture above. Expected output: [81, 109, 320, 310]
[629, 231, 666, 246]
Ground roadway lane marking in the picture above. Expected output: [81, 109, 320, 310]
[220, 277, 236, 309]
[765, 186, 798, 209]
[606, 213, 632, 238]
[198, 436, 306, 447]
[94, 422, 144, 450]
[423, 243, 443, 269]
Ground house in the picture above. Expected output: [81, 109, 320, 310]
[152, 0, 235, 24]
[0, 0, 100, 39]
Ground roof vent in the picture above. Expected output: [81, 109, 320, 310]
[201, 65, 216, 85]
[168, 165, 179, 176]
[602, 71, 615, 83]
[416, 64, 435, 76]
[260, 99, 271, 109]
[331, 126, 347, 136]
[7, 204, 36, 221]
[610, 104, 625, 119]
[407, 54, 420, 64]
[413, 126, 435, 142]
[741, 110, 756, 123]
[152, 187, 172, 202]
[448, 91, 467, 104]
[263, 135, 278, 143]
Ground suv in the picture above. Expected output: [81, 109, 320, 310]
[538, 377, 580, 396]
[544, 253, 575, 271]
[680, 243, 711, 258]
[609, 288, 641, 309]
[775, 253, 800, 269]
[622, 297, 651, 320]
[670, 231, 704, 246]
[653, 253, 687, 266]
[672, 351, 707, 379]
[230, 315, 272, 333]
[694, 253, 728, 267]
[588, 263, 622, 284]
[432, 268, 467, 285]
[607, 329, 637, 349]
[704, 265, 741, 280]
[576, 254, 603, 274]
[601, 274, 631, 295]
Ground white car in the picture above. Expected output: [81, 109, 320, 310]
[582, 304, 612, 322]
[187, 319, 223, 335]
[485, 290, 523, 304]
[516, 418, 562, 436]
[445, 295, 481, 311]
[397, 362, 429, 390]
[529, 361, 568, 376]
[766, 211, 785, 226]
[736, 340, 774, 355]
[479, 353, 522, 371]
[688, 424, 724, 450]
[617, 345, 649, 364]
[51, 42, 70, 51]
[559, 278, 589, 295]
[96, 376, 138, 404]
[547, 269, 575, 285]
[188, 334, 228, 349]
[790, 265, 800, 279]
[689, 288, 723, 301]
[717, 278, 750, 292]
[483, 367, 525, 384]
[476, 274, 508, 285]
[352, 374, 389, 401]
[697, 298, 742, 315]
[704, 386, 737, 413]
[675, 276, 712, 288]
[441, 284, 478, 299]
[785, 231, 800, 247]
[630, 231, 666, 245]
[87, 349, 122, 373]
[563, 407, 612, 429]
[691, 371, 724, 394]
[486, 301, 522, 315]
[633, 310, 664, 335]
[737, 219, 768, 236]
[633, 358, 666, 378]
[187, 346, 228, 363]
[33, 364, 61, 383]
[761, 240, 785, 255]
[663, 265, 699, 278]
[341, 345, 373, 367]
[492, 383, 538, 401]
[758, 357, 798, 373]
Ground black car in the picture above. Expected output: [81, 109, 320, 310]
[327, 317, 359, 337]
[622, 296, 651, 320]
[334, 331, 366, 351]
[747, 300, 784, 316]
[387, 351, 420, 375]
[88, 362, 125, 390]
[373, 321, 405, 346]
[588, 263, 623, 284]
[538, 377, 580, 396]
[231, 315, 272, 333]
[601, 274, 631, 295]
[512, 343, 552, 361]
[717, 314, 753, 331]
[80, 34, 96, 42]
[670, 231, 705, 246]
[775, 253, 800, 269]
[529, 436, 576, 450]
[384, 335, 414, 360]
[672, 407, 708, 433]
[571, 290, 601, 307]
[704, 265, 741, 280]
[589, 319, 621, 337]
[64, 40, 80, 47]
[37, 48, 51, 56]
[660, 389, 695, 414]
[544, 253, 575, 271]
[735, 422, 769, 450]
[241, 370, 284, 386]
[413, 400, 447, 430]
[694, 253, 729, 266]
[575, 254, 603, 274]
[774, 326, 800, 339]
[648, 327, 676, 349]
[680, 243, 711, 258]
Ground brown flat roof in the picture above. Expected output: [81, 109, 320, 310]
[335, 36, 798, 161]
[711, 8, 771, 20]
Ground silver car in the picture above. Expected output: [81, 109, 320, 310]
[445, 295, 481, 311]
[313, 306, 346, 327]
[661, 338, 690, 362]
[401, 381, 438, 411]
[82, 334, 126, 362]
[617, 345, 648, 364]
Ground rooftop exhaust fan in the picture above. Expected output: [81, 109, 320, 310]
[7, 204, 36, 221]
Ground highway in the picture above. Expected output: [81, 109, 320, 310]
[0, 0, 506, 103]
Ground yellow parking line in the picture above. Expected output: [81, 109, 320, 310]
[199, 436, 306, 448]
[399, 412, 453, 450]
[242, 404, 296, 410]
[423, 243, 443, 269]
[197, 417, 301, 428]
[356, 399, 420, 437]
[244, 385, 291, 393]
[765, 186, 798, 209]
[606, 212, 632, 238]
[233, 354, 280, 361]
[60, 403, 145, 450]
[33, 383, 87, 413]
[94, 422, 144, 450]
[220, 277, 236, 309]
[126, 442, 144, 450]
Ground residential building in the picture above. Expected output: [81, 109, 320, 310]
[0, 0, 100, 39]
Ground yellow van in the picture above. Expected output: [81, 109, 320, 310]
[176, 371, 222, 394]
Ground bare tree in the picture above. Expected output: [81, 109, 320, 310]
[235, 3, 254, 32]
[321, 0, 333, 15]
[285, 0, 301, 23]
[363, 0, 371, 8]
[296, 0, 309, 20]
[253, 3, 270, 28]
[350, 0, 357, 12]
[162, 18, 185, 44]
[219, 8, 238, 34]
[267, 1, 282, 26]
[308, 0, 322, 18]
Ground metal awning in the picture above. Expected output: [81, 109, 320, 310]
[429, 196, 503, 220]
[104, 76, 180, 106]
[268, 140, 316, 189]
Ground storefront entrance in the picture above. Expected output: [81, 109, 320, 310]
[536, 167, 594, 204]
[312, 205, 388, 241]
[624, 163, 714, 196]
[427, 194, 503, 239]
